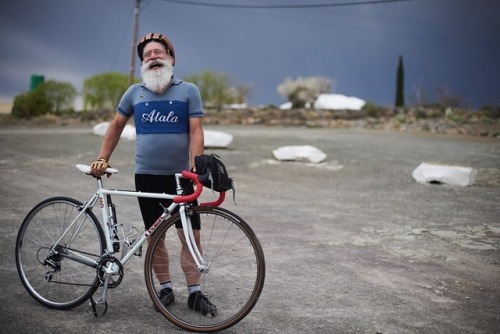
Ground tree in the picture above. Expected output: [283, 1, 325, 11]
[11, 80, 76, 118]
[39, 80, 76, 114]
[83, 72, 131, 113]
[12, 90, 50, 117]
[184, 70, 248, 111]
[277, 76, 332, 108]
[230, 84, 252, 105]
[395, 55, 405, 107]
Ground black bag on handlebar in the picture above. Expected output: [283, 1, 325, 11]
[194, 154, 235, 193]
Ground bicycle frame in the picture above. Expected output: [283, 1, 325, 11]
[55, 165, 223, 295]
[17, 163, 265, 331]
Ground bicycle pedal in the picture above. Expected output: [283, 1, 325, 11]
[85, 296, 108, 318]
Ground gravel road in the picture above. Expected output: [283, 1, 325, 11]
[1, 125, 499, 333]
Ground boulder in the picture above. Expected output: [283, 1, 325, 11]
[412, 162, 477, 186]
[92, 122, 136, 141]
[313, 94, 366, 110]
[272, 145, 327, 163]
[92, 123, 233, 148]
[204, 130, 233, 148]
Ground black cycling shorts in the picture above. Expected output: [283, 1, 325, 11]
[135, 174, 200, 230]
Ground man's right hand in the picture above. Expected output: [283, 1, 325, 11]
[90, 158, 110, 177]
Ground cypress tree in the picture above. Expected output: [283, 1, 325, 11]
[395, 55, 405, 107]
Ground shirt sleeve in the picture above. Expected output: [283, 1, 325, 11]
[188, 83, 204, 118]
[117, 85, 136, 118]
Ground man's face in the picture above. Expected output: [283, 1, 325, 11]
[141, 41, 174, 93]
[142, 41, 171, 65]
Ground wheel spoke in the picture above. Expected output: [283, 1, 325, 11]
[16, 197, 105, 310]
[144, 206, 265, 332]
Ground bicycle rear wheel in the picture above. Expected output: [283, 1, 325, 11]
[144, 206, 265, 333]
[16, 197, 105, 309]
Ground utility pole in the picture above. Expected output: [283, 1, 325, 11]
[129, 0, 141, 86]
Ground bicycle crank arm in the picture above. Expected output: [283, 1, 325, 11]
[86, 274, 111, 318]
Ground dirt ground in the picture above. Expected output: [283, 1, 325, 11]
[0, 125, 499, 333]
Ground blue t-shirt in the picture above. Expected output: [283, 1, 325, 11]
[117, 76, 203, 175]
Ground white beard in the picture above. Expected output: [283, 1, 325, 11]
[141, 58, 174, 93]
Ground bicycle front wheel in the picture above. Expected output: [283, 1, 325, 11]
[15, 197, 105, 309]
[144, 206, 265, 333]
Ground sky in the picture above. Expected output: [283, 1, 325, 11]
[1, 0, 499, 109]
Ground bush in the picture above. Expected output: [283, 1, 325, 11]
[11, 89, 51, 118]
[445, 109, 465, 124]
[362, 102, 382, 118]
[416, 110, 427, 119]
[11, 80, 76, 118]
[479, 105, 500, 119]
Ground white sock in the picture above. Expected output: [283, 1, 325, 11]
[188, 284, 201, 294]
[160, 281, 172, 290]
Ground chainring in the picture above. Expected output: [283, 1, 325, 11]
[96, 255, 124, 289]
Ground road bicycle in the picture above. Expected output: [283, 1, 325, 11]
[15, 164, 266, 333]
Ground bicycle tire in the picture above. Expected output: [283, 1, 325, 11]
[15, 196, 105, 309]
[144, 206, 265, 333]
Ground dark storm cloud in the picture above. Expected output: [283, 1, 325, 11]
[1, 0, 499, 107]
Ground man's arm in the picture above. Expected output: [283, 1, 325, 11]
[189, 117, 204, 169]
[91, 113, 128, 176]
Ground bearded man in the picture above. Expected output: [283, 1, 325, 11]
[90, 33, 216, 315]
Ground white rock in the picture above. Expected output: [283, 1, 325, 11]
[313, 94, 366, 110]
[272, 145, 327, 163]
[92, 122, 109, 137]
[412, 162, 477, 186]
[92, 123, 232, 148]
[279, 102, 293, 110]
[204, 130, 233, 148]
[92, 122, 136, 141]
[279, 93, 365, 110]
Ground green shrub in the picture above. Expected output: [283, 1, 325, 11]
[362, 102, 381, 118]
[11, 90, 51, 118]
[479, 105, 500, 119]
[11, 80, 76, 118]
[445, 110, 464, 124]
[415, 109, 427, 119]
[394, 113, 406, 124]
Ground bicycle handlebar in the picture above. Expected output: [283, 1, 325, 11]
[173, 171, 225, 207]
[200, 191, 226, 207]
[75, 164, 225, 207]
[173, 171, 203, 203]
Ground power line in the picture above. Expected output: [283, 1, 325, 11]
[158, 0, 416, 9]
[153, 0, 497, 45]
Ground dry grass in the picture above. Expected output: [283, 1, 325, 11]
[1, 107, 499, 138]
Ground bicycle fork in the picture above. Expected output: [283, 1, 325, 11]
[180, 205, 209, 272]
